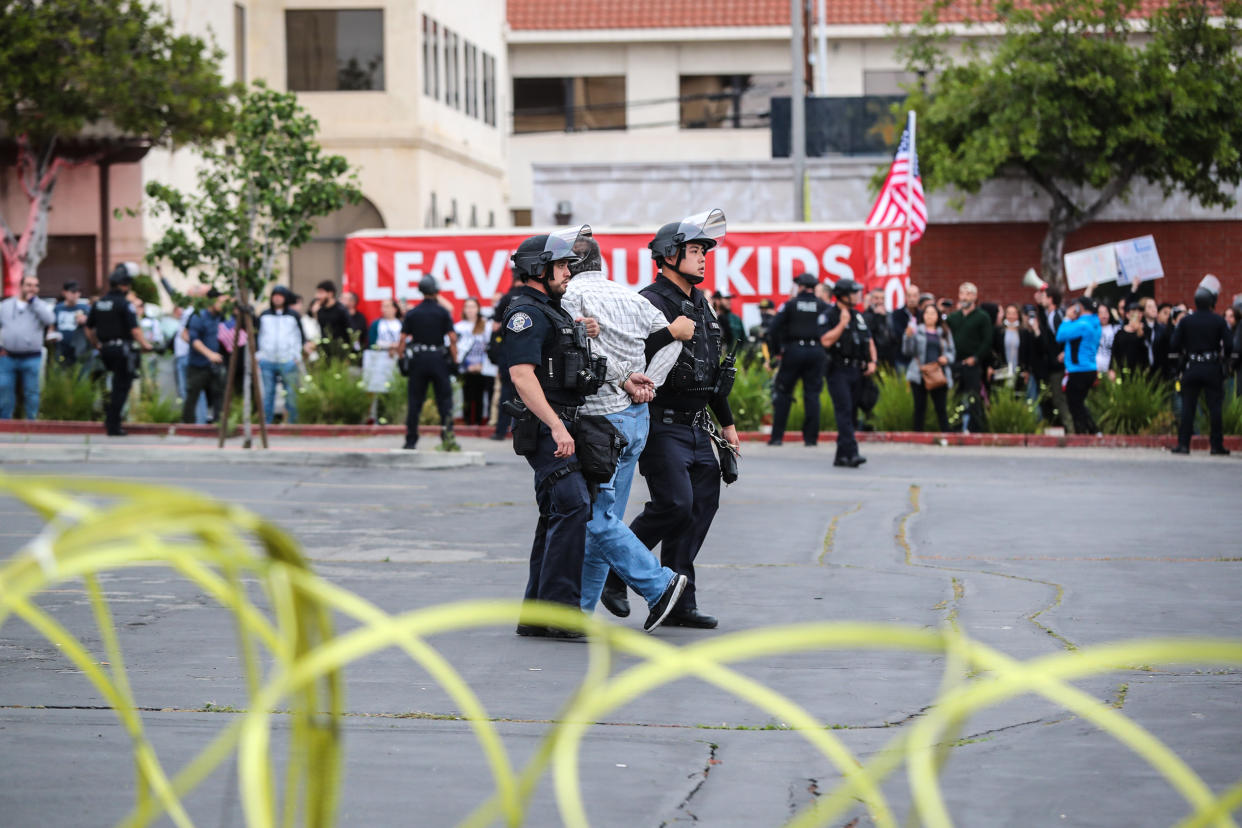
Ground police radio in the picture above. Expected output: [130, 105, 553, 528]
[714, 342, 740, 399]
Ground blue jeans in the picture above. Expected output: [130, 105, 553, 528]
[0, 353, 42, 419]
[260, 359, 299, 424]
[581, 403, 675, 612]
[175, 355, 209, 423]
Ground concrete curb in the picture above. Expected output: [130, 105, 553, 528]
[2, 420, 1238, 451]
[0, 444, 485, 469]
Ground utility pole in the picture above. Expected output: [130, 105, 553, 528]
[791, 0, 806, 222]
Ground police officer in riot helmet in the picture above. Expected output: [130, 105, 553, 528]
[84, 263, 153, 436]
[504, 225, 603, 638]
[1170, 275, 1233, 456]
[610, 209, 739, 630]
[397, 275, 458, 450]
[767, 272, 831, 447]
[822, 278, 874, 468]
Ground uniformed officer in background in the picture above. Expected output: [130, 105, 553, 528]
[396, 275, 457, 451]
[84, 263, 153, 436]
[1170, 274, 1232, 456]
[618, 209, 739, 630]
[821, 278, 874, 468]
[503, 225, 600, 639]
[767, 272, 831, 446]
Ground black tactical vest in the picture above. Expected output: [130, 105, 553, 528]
[504, 296, 605, 407]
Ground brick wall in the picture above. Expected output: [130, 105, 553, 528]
[910, 220, 1242, 309]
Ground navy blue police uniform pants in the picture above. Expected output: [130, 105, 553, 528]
[523, 419, 591, 607]
[770, 344, 828, 445]
[1179, 364, 1225, 451]
[629, 419, 721, 612]
[100, 344, 135, 434]
[406, 352, 453, 445]
[826, 362, 862, 462]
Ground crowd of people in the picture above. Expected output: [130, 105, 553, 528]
[1, 260, 1238, 454]
[759, 276, 1241, 451]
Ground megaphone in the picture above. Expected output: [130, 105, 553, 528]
[1022, 268, 1048, 291]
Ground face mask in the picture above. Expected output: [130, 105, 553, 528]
[1004, 320, 1019, 328]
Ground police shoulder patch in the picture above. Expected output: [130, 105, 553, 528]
[507, 312, 533, 332]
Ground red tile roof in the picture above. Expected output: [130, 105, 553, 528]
[507, 0, 1168, 30]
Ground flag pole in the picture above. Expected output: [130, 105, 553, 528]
[902, 110, 916, 295]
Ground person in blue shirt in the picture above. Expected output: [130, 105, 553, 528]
[1055, 295, 1102, 434]
[183, 290, 226, 424]
[52, 280, 91, 364]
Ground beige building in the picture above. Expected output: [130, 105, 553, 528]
[4, 0, 507, 299]
[505, 2, 918, 226]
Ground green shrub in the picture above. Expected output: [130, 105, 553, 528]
[1088, 370, 1172, 435]
[1194, 383, 1242, 436]
[39, 360, 100, 421]
[129, 374, 181, 424]
[296, 359, 369, 424]
[985, 389, 1042, 434]
[727, 361, 772, 431]
[375, 372, 407, 426]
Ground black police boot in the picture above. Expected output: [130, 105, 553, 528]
[834, 456, 866, 468]
[600, 585, 630, 618]
[403, 436, 418, 450]
[643, 574, 688, 633]
[1170, 445, 1191, 455]
[515, 624, 546, 637]
[1210, 447, 1231, 456]
[664, 607, 718, 629]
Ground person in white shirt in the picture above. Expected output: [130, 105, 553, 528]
[560, 234, 697, 631]
[454, 297, 498, 425]
[256, 286, 305, 423]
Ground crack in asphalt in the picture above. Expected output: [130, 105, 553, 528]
[659, 740, 717, 825]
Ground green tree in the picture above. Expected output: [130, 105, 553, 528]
[0, 0, 233, 294]
[899, 0, 1242, 287]
[145, 82, 362, 445]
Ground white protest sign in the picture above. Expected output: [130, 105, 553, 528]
[1064, 243, 1119, 291]
[1113, 235, 1163, 286]
[361, 350, 397, 393]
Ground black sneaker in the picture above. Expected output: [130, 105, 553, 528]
[515, 624, 546, 637]
[644, 574, 688, 633]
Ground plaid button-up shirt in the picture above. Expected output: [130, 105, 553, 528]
[561, 270, 682, 416]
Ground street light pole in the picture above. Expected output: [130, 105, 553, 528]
[791, 0, 806, 222]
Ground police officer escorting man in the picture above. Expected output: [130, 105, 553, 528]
[822, 278, 874, 468]
[767, 272, 831, 447]
[85, 263, 153, 436]
[396, 275, 457, 451]
[503, 225, 603, 639]
[617, 209, 740, 630]
[1170, 274, 1233, 456]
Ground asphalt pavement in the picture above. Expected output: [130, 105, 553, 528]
[0, 437, 1239, 827]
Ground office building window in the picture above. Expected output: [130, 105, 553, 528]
[234, 4, 246, 83]
[286, 9, 384, 92]
[422, 15, 432, 96]
[512, 76, 625, 133]
[463, 42, 476, 117]
[483, 53, 496, 126]
[451, 32, 461, 110]
[442, 27, 454, 107]
[432, 21, 440, 99]
[678, 74, 786, 129]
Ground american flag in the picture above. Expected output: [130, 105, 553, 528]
[866, 125, 927, 242]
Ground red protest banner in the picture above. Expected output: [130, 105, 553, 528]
[343, 224, 911, 321]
